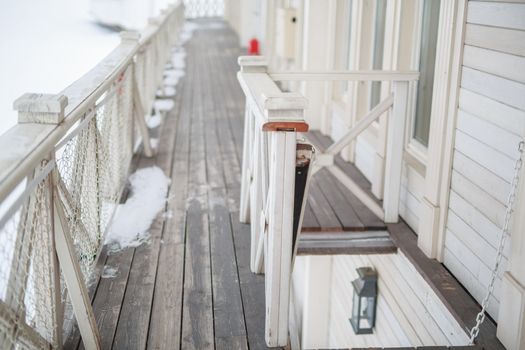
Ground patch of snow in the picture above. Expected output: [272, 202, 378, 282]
[164, 86, 176, 97]
[154, 99, 175, 112]
[150, 138, 159, 150]
[147, 114, 162, 129]
[101, 266, 119, 279]
[171, 52, 187, 70]
[105, 166, 170, 252]
[180, 22, 199, 45]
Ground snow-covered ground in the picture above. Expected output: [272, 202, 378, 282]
[0, 0, 122, 136]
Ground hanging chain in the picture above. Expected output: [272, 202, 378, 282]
[468, 140, 525, 344]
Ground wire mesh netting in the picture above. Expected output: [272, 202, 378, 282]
[184, 0, 224, 18]
[0, 5, 183, 349]
[55, 65, 134, 282]
[0, 166, 59, 349]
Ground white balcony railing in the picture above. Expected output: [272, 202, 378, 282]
[237, 56, 315, 347]
[237, 56, 419, 347]
[0, 4, 184, 349]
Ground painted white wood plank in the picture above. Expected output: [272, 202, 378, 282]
[373, 255, 444, 345]
[463, 45, 525, 84]
[443, 247, 500, 319]
[458, 88, 525, 137]
[391, 252, 471, 345]
[445, 228, 505, 300]
[467, 1, 525, 31]
[456, 110, 523, 162]
[450, 170, 506, 227]
[401, 163, 425, 198]
[447, 210, 510, 273]
[355, 135, 376, 181]
[461, 66, 525, 111]
[453, 151, 510, 204]
[465, 23, 525, 57]
[448, 190, 509, 249]
[454, 130, 515, 183]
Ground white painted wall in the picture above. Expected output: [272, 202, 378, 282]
[290, 253, 469, 348]
[442, 0, 525, 320]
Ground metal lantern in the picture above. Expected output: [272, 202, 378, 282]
[350, 267, 378, 334]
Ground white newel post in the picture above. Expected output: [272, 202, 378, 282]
[383, 81, 408, 223]
[14, 93, 102, 350]
[265, 131, 297, 347]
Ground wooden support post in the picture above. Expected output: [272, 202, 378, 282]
[265, 131, 296, 347]
[124, 31, 154, 158]
[383, 81, 409, 223]
[250, 125, 264, 273]
[239, 103, 252, 223]
[52, 171, 101, 350]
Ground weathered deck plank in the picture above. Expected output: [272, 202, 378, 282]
[181, 27, 214, 349]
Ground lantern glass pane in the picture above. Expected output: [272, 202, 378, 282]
[352, 290, 360, 321]
[359, 296, 374, 329]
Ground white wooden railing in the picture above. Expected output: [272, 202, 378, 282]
[270, 70, 419, 223]
[0, 4, 184, 349]
[238, 56, 314, 347]
[238, 57, 419, 347]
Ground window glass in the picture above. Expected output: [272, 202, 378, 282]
[370, 0, 387, 109]
[333, 0, 352, 101]
[413, 0, 440, 146]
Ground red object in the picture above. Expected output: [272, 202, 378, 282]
[248, 38, 259, 55]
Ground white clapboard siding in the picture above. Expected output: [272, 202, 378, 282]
[450, 171, 506, 227]
[447, 210, 510, 275]
[458, 88, 525, 138]
[355, 134, 376, 181]
[464, 23, 525, 57]
[323, 254, 469, 348]
[448, 191, 510, 251]
[461, 67, 525, 111]
[444, 231, 505, 300]
[452, 151, 510, 205]
[467, 1, 525, 31]
[463, 45, 525, 84]
[388, 252, 470, 345]
[454, 130, 515, 183]
[445, 2, 525, 320]
[457, 110, 523, 158]
[443, 247, 500, 319]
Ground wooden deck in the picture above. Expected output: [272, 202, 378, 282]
[63, 19, 389, 350]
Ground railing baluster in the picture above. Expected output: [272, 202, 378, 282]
[52, 170, 101, 350]
[239, 103, 252, 223]
[383, 80, 410, 223]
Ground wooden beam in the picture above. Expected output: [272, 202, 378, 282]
[269, 70, 420, 82]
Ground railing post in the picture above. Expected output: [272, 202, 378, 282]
[383, 81, 409, 223]
[265, 130, 297, 347]
[52, 169, 102, 350]
[262, 94, 308, 347]
[239, 56, 268, 226]
[239, 103, 252, 224]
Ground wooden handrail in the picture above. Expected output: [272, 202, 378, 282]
[237, 56, 308, 133]
[269, 70, 420, 82]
